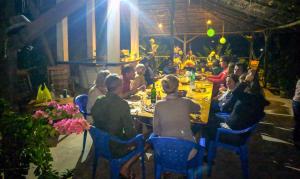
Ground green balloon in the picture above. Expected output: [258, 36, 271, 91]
[219, 37, 226, 44]
[207, 28, 215, 37]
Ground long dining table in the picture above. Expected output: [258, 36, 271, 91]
[127, 76, 213, 124]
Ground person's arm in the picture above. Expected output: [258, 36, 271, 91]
[207, 72, 223, 79]
[121, 103, 136, 139]
[188, 99, 201, 114]
[207, 71, 227, 84]
[91, 98, 104, 124]
[153, 105, 161, 135]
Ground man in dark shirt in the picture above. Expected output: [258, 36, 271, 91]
[91, 74, 136, 157]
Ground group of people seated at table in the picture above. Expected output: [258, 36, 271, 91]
[85, 55, 269, 178]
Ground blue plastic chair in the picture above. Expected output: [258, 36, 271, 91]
[148, 134, 204, 179]
[89, 126, 145, 179]
[74, 94, 89, 153]
[207, 124, 257, 179]
[215, 112, 230, 121]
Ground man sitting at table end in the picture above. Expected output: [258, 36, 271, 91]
[91, 74, 139, 178]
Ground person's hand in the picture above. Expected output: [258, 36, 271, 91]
[138, 85, 146, 91]
[245, 71, 255, 82]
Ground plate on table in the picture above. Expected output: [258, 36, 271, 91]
[128, 95, 142, 101]
[143, 104, 155, 113]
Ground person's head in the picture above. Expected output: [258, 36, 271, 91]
[220, 56, 230, 69]
[234, 62, 248, 77]
[226, 74, 239, 90]
[121, 65, 135, 79]
[105, 74, 123, 95]
[161, 75, 179, 94]
[95, 70, 110, 88]
[244, 70, 263, 95]
[228, 62, 236, 75]
[135, 64, 146, 75]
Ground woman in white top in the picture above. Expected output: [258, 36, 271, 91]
[153, 75, 200, 159]
[86, 70, 110, 123]
[153, 75, 200, 141]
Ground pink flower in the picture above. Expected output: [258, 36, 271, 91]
[33, 110, 49, 119]
[53, 118, 90, 135]
[48, 101, 59, 108]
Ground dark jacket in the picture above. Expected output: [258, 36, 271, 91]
[91, 92, 136, 157]
[224, 82, 270, 130]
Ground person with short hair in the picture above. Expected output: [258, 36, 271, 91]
[91, 74, 137, 177]
[86, 70, 110, 123]
[132, 64, 146, 90]
[234, 62, 248, 81]
[140, 57, 155, 85]
[153, 75, 201, 159]
[121, 65, 145, 98]
[153, 75, 200, 141]
[211, 74, 239, 113]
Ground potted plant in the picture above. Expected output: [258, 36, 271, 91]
[0, 99, 79, 178]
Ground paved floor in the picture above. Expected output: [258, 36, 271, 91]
[27, 89, 300, 179]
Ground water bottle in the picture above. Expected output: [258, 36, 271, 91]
[190, 71, 196, 90]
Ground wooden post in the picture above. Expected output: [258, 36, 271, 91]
[107, 0, 120, 62]
[130, 0, 139, 59]
[56, 0, 69, 62]
[86, 0, 96, 59]
[263, 30, 270, 87]
[107, 0, 121, 73]
[170, 0, 176, 60]
[183, 34, 187, 57]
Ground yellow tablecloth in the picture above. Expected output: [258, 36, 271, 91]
[128, 80, 213, 124]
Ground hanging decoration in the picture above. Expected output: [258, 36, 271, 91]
[207, 28, 215, 37]
[219, 21, 226, 44]
[219, 37, 226, 44]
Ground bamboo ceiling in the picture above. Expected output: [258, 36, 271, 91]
[138, 0, 300, 36]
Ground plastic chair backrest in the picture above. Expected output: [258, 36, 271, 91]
[74, 94, 88, 117]
[89, 126, 112, 159]
[149, 137, 199, 173]
[216, 124, 257, 146]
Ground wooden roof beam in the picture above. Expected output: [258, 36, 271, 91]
[15, 0, 86, 49]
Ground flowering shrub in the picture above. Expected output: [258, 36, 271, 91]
[32, 101, 90, 134]
[53, 118, 90, 135]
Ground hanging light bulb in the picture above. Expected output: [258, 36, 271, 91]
[207, 28, 215, 37]
[219, 36, 226, 44]
[219, 22, 226, 44]
[206, 19, 212, 25]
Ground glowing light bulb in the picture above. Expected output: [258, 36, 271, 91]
[206, 20, 212, 25]
[219, 36, 226, 44]
[207, 28, 215, 37]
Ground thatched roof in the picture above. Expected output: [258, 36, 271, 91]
[139, 0, 300, 36]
